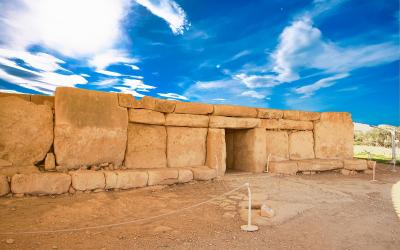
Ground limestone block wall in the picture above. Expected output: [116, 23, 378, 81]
[0, 87, 363, 197]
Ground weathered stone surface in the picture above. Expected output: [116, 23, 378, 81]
[206, 129, 226, 176]
[232, 128, 267, 173]
[299, 111, 320, 121]
[133, 96, 175, 113]
[11, 173, 71, 195]
[167, 127, 207, 168]
[104, 170, 148, 189]
[191, 167, 217, 181]
[174, 101, 213, 115]
[148, 168, 178, 185]
[0, 159, 12, 167]
[0, 175, 10, 196]
[178, 169, 193, 183]
[269, 161, 298, 175]
[265, 131, 289, 161]
[118, 93, 135, 108]
[260, 119, 280, 129]
[226, 131, 234, 169]
[213, 104, 257, 118]
[165, 114, 209, 128]
[343, 159, 368, 170]
[45, 153, 56, 171]
[30, 95, 54, 109]
[257, 108, 283, 119]
[209, 116, 260, 129]
[314, 112, 353, 159]
[0, 97, 53, 165]
[0, 165, 40, 177]
[125, 124, 166, 169]
[283, 110, 300, 120]
[0, 93, 30, 101]
[289, 131, 315, 160]
[70, 170, 105, 191]
[279, 119, 313, 130]
[54, 87, 128, 168]
[129, 109, 165, 125]
[297, 159, 343, 171]
[260, 204, 275, 218]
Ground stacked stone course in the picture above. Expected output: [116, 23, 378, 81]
[0, 87, 368, 197]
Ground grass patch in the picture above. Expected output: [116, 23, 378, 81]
[354, 152, 400, 165]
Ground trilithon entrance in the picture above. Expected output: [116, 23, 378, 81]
[225, 128, 267, 173]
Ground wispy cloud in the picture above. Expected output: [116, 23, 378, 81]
[157, 92, 188, 100]
[240, 90, 265, 99]
[293, 73, 349, 98]
[136, 0, 190, 35]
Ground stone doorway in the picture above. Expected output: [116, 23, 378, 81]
[225, 128, 267, 173]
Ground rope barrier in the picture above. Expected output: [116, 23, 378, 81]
[0, 183, 250, 235]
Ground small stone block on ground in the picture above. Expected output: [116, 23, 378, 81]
[260, 204, 275, 218]
[104, 170, 148, 189]
[11, 173, 71, 195]
[178, 169, 193, 183]
[147, 169, 178, 185]
[70, 170, 105, 191]
[191, 167, 217, 181]
[343, 159, 368, 170]
[0, 175, 10, 196]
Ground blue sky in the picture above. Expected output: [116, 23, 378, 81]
[0, 0, 399, 125]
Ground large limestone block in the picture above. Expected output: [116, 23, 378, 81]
[0, 159, 12, 167]
[174, 101, 213, 115]
[30, 95, 54, 109]
[0, 93, 30, 101]
[265, 131, 289, 161]
[0, 175, 10, 196]
[289, 131, 315, 160]
[213, 104, 257, 118]
[11, 173, 71, 195]
[125, 124, 166, 169]
[206, 129, 226, 176]
[226, 131, 234, 169]
[167, 127, 207, 168]
[0, 165, 40, 177]
[191, 167, 217, 181]
[283, 110, 300, 120]
[343, 159, 368, 170]
[257, 108, 283, 119]
[178, 169, 193, 183]
[165, 113, 209, 128]
[260, 119, 280, 129]
[269, 161, 298, 175]
[297, 159, 343, 171]
[233, 128, 267, 173]
[118, 93, 135, 108]
[279, 119, 313, 130]
[299, 111, 320, 121]
[209, 116, 260, 129]
[314, 112, 353, 159]
[148, 168, 178, 185]
[70, 170, 105, 191]
[104, 170, 148, 189]
[133, 96, 175, 113]
[54, 87, 128, 168]
[129, 109, 165, 125]
[0, 97, 53, 166]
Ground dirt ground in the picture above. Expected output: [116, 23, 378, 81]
[0, 163, 399, 250]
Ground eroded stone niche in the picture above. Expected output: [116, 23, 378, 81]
[0, 87, 363, 197]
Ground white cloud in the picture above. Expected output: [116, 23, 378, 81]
[240, 90, 265, 99]
[271, 16, 400, 83]
[126, 64, 140, 70]
[0, 48, 66, 72]
[91, 78, 120, 88]
[89, 49, 138, 71]
[123, 79, 156, 90]
[113, 86, 145, 97]
[136, 0, 189, 35]
[235, 73, 279, 88]
[0, 0, 132, 57]
[0, 89, 23, 94]
[95, 69, 122, 77]
[294, 73, 349, 98]
[157, 92, 188, 100]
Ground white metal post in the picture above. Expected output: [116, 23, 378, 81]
[241, 183, 258, 232]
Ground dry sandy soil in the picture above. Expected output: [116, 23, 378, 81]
[0, 163, 399, 250]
